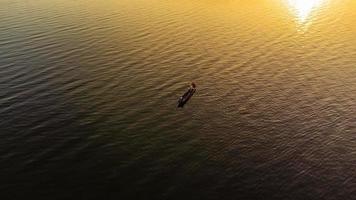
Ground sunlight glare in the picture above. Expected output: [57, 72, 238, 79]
[287, 0, 324, 23]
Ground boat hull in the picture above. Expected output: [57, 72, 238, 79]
[177, 88, 196, 108]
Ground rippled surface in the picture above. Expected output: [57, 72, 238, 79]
[1, 0, 356, 199]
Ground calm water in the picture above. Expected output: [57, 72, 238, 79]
[1, 0, 356, 199]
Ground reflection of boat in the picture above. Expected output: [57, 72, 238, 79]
[178, 82, 196, 108]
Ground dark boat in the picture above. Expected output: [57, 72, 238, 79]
[178, 83, 196, 108]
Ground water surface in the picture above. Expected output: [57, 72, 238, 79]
[1, 0, 356, 199]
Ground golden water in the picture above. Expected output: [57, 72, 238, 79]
[0, 0, 355, 199]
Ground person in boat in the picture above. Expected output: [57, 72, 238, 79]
[190, 82, 196, 89]
[179, 96, 183, 101]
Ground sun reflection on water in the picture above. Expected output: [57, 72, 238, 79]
[287, 0, 325, 23]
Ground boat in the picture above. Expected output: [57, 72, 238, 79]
[177, 82, 196, 108]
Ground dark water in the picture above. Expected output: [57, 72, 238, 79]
[1, 0, 356, 199]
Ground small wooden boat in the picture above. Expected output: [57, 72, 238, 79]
[177, 83, 196, 108]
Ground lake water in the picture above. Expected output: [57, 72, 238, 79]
[1, 0, 356, 199]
